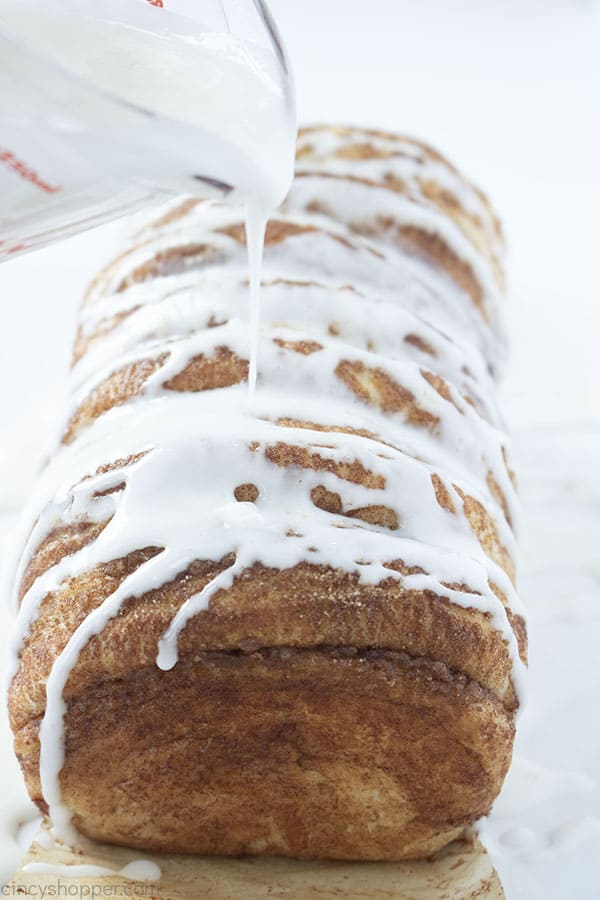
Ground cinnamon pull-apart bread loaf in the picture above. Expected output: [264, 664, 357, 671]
[7, 125, 526, 861]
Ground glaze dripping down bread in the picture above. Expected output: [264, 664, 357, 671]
[7, 125, 526, 860]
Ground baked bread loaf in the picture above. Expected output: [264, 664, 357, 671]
[7, 125, 526, 860]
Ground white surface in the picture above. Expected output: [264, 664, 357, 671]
[0, 1, 599, 897]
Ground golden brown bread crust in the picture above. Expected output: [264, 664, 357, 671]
[14, 648, 513, 860]
[9, 125, 524, 860]
[9, 533, 525, 856]
[10, 542, 524, 732]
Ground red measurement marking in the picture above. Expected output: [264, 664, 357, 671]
[0, 242, 27, 256]
[0, 149, 61, 194]
[146, 0, 164, 6]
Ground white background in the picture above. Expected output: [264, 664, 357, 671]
[1, 0, 599, 897]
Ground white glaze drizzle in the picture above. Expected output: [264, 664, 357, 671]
[7, 129, 525, 852]
[294, 127, 503, 254]
[246, 206, 268, 397]
[291, 127, 506, 374]
[81, 204, 499, 373]
[75, 272, 500, 422]
[23, 859, 161, 881]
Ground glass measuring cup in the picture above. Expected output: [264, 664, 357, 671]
[0, 0, 295, 259]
